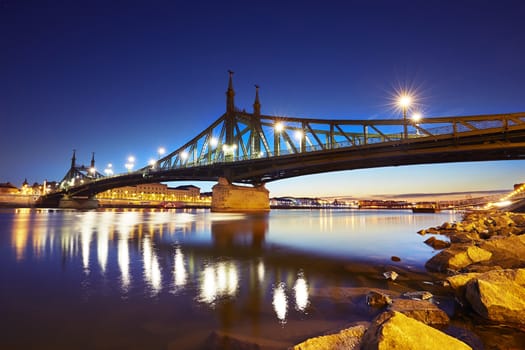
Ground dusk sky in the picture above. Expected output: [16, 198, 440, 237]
[1, 0, 524, 197]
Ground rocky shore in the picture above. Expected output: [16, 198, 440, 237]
[293, 210, 525, 350]
[207, 210, 525, 349]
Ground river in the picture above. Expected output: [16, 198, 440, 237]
[0, 208, 516, 349]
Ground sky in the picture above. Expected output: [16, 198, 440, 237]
[1, 0, 524, 198]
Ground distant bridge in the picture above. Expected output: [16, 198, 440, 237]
[40, 72, 525, 207]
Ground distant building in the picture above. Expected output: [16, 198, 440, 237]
[97, 183, 203, 203]
[0, 182, 19, 194]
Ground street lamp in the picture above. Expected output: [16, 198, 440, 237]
[411, 112, 422, 123]
[104, 163, 113, 176]
[158, 147, 166, 159]
[398, 94, 412, 139]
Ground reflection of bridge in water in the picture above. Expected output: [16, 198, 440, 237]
[40, 72, 525, 210]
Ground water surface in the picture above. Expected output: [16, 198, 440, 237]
[0, 208, 459, 349]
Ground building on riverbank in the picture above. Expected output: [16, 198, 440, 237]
[96, 183, 209, 207]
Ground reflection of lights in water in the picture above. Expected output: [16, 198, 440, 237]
[257, 260, 265, 284]
[173, 247, 187, 288]
[12, 211, 30, 261]
[143, 236, 162, 294]
[201, 265, 216, 304]
[97, 211, 114, 273]
[118, 233, 130, 291]
[294, 273, 309, 312]
[80, 212, 96, 273]
[97, 229, 109, 274]
[117, 211, 139, 236]
[273, 282, 288, 323]
[199, 261, 239, 305]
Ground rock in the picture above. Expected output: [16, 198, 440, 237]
[204, 330, 291, 349]
[366, 290, 393, 308]
[382, 271, 398, 281]
[425, 244, 492, 272]
[360, 311, 471, 350]
[292, 324, 367, 350]
[402, 291, 433, 300]
[387, 298, 449, 326]
[479, 234, 525, 268]
[204, 331, 260, 350]
[446, 273, 481, 291]
[465, 268, 525, 325]
[424, 236, 451, 250]
[449, 232, 480, 244]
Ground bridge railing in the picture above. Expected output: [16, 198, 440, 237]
[138, 112, 525, 171]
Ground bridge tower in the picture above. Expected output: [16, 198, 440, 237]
[211, 73, 269, 212]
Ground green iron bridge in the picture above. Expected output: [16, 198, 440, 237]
[40, 72, 525, 205]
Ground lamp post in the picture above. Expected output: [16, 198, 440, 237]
[398, 94, 412, 139]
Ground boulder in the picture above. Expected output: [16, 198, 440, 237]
[424, 236, 450, 250]
[446, 273, 481, 291]
[387, 298, 449, 326]
[292, 324, 366, 350]
[360, 311, 471, 350]
[465, 268, 525, 325]
[425, 244, 492, 272]
[366, 290, 392, 308]
[479, 234, 525, 268]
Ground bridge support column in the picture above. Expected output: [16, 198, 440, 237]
[59, 196, 99, 210]
[211, 178, 270, 212]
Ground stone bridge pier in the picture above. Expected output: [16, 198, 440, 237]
[211, 177, 270, 212]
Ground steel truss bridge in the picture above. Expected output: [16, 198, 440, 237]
[42, 73, 525, 203]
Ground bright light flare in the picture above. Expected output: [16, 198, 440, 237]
[398, 95, 412, 108]
[411, 112, 422, 122]
[127, 156, 135, 163]
[158, 147, 166, 156]
[294, 130, 303, 139]
[180, 151, 189, 160]
[209, 137, 218, 147]
[274, 122, 284, 132]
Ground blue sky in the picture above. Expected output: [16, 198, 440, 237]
[1, 0, 524, 197]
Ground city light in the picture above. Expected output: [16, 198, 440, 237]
[412, 112, 422, 122]
[398, 95, 412, 108]
[104, 163, 113, 176]
[158, 147, 166, 158]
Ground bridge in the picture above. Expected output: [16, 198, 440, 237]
[40, 72, 525, 210]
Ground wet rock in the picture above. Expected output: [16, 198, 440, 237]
[402, 291, 433, 300]
[382, 271, 398, 281]
[479, 234, 525, 268]
[366, 290, 392, 308]
[424, 236, 451, 250]
[204, 330, 290, 349]
[449, 232, 480, 244]
[446, 272, 481, 291]
[292, 323, 367, 350]
[425, 244, 492, 272]
[465, 268, 525, 325]
[387, 298, 449, 326]
[360, 311, 471, 350]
